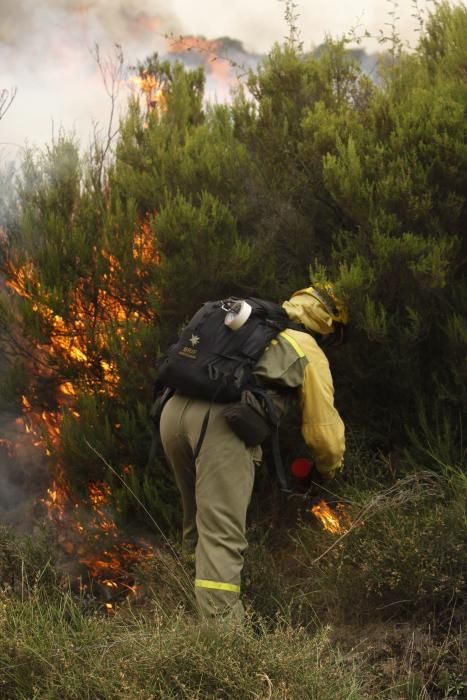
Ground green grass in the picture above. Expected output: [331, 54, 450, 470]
[0, 458, 465, 698]
[0, 591, 366, 699]
[1, 570, 464, 699]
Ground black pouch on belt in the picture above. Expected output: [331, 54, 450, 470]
[223, 390, 271, 447]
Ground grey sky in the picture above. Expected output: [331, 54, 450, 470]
[0, 1, 454, 154]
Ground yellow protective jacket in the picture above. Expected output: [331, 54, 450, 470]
[253, 292, 345, 476]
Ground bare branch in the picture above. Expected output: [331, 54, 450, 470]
[0, 87, 17, 122]
[90, 44, 125, 185]
[164, 32, 249, 80]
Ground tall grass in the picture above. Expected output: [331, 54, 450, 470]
[0, 589, 367, 699]
[0, 440, 465, 698]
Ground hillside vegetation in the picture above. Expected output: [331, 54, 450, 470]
[0, 3, 465, 698]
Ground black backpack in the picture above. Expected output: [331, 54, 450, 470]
[157, 297, 294, 403]
[154, 296, 305, 492]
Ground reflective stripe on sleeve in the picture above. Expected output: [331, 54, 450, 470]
[195, 578, 240, 593]
[279, 331, 305, 358]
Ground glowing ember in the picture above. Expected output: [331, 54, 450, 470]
[311, 499, 351, 535]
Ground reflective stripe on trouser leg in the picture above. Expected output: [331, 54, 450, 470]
[195, 578, 244, 620]
[160, 396, 258, 619]
[192, 403, 257, 619]
[195, 579, 241, 593]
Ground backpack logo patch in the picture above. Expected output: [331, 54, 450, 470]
[177, 333, 200, 359]
[178, 346, 198, 359]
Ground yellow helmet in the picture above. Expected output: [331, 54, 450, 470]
[291, 284, 349, 326]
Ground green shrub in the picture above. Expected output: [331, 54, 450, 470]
[289, 473, 466, 623]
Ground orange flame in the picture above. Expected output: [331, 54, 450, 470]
[4, 214, 159, 602]
[133, 216, 159, 265]
[169, 36, 221, 55]
[130, 71, 167, 122]
[311, 500, 351, 535]
[168, 36, 234, 85]
[41, 471, 154, 586]
[5, 214, 157, 396]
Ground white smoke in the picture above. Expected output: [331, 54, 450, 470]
[0, 0, 181, 48]
[0, 2, 174, 154]
[0, 1, 264, 157]
[0, 0, 442, 157]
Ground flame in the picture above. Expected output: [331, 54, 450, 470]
[41, 471, 154, 592]
[4, 214, 159, 605]
[5, 213, 157, 397]
[168, 36, 235, 85]
[59, 382, 76, 396]
[311, 500, 351, 535]
[133, 216, 159, 265]
[130, 71, 167, 122]
[169, 36, 221, 55]
[43, 467, 77, 530]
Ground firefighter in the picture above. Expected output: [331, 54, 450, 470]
[159, 285, 347, 622]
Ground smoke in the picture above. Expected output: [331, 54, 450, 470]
[0, 0, 181, 49]
[0, 0, 440, 160]
[0, 0, 175, 152]
[0, 413, 49, 532]
[0, 0, 264, 155]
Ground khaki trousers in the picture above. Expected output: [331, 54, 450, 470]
[160, 394, 260, 620]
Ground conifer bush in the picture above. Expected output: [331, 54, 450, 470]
[0, 0, 464, 617]
[322, 4, 467, 445]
